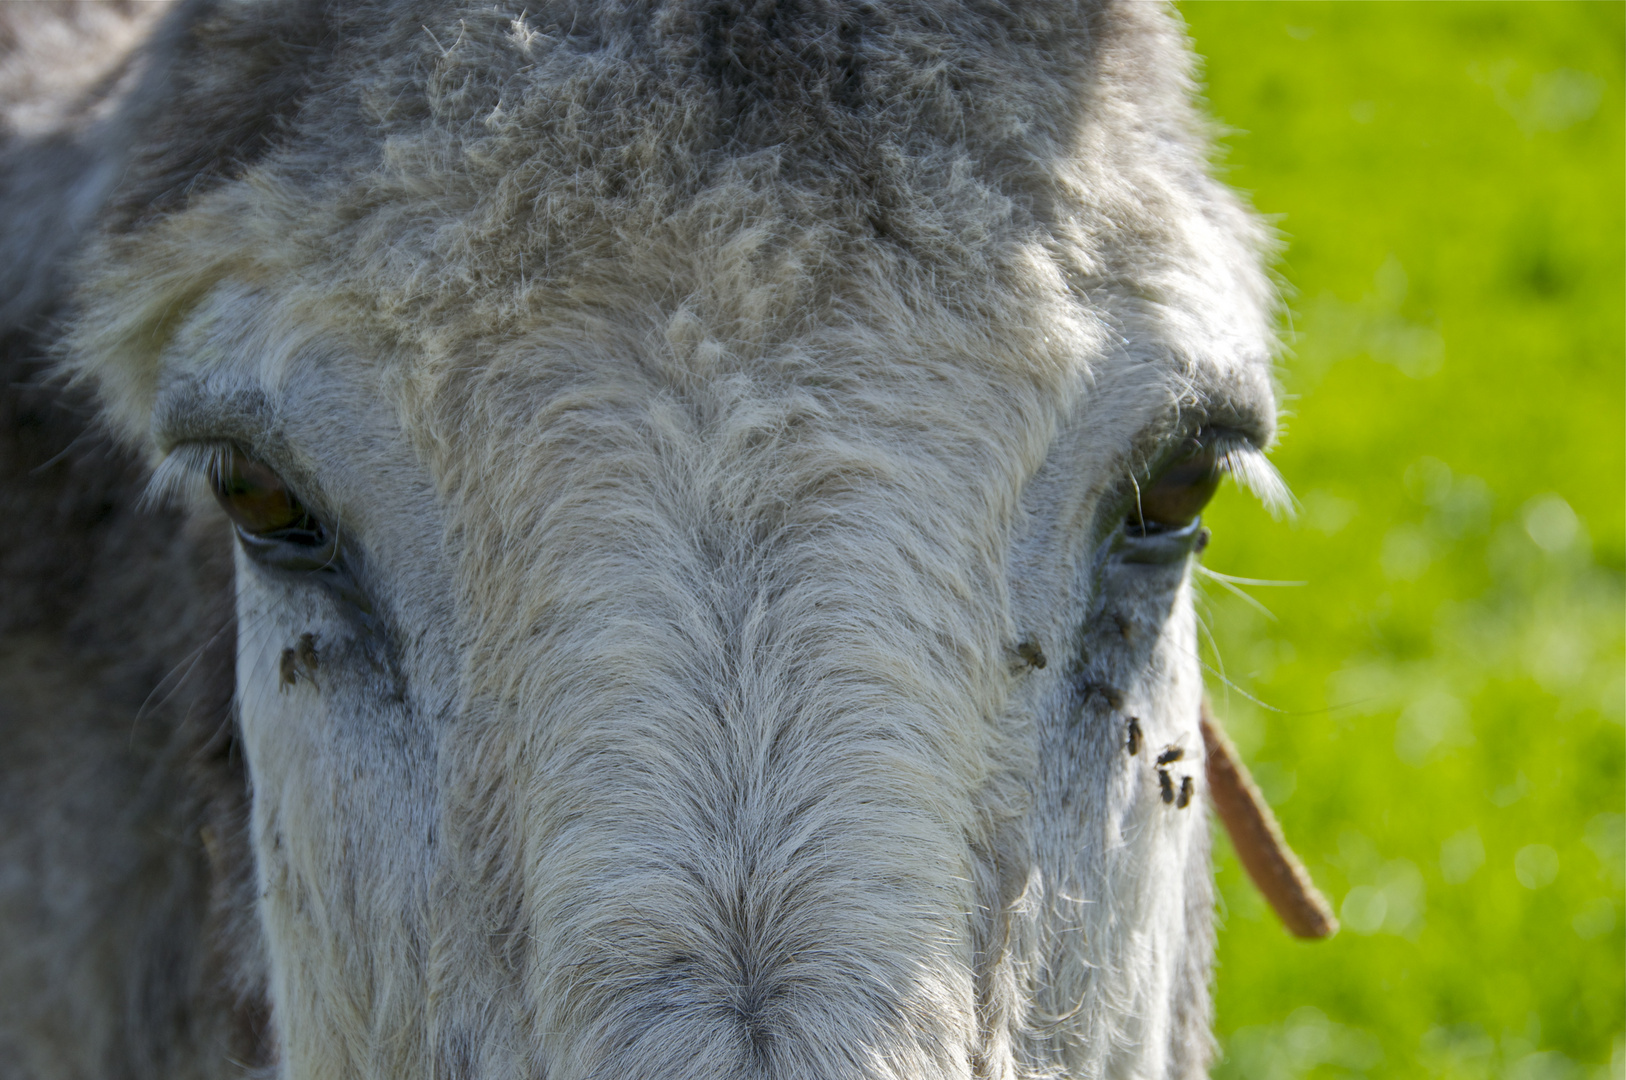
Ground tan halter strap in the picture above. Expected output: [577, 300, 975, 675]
[1201, 698, 1338, 939]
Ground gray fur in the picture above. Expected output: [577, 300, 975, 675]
[1, 2, 1278, 1077]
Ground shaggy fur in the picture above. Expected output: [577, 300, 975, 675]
[3, 1, 1279, 1077]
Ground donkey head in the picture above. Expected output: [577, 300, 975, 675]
[63, 1, 1282, 1075]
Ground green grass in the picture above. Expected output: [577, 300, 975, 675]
[1176, 4, 1624, 1078]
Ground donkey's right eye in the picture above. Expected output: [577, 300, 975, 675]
[210, 449, 337, 570]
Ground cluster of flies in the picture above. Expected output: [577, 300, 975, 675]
[1126, 716, 1194, 809]
[279, 633, 319, 689]
[1018, 637, 1195, 811]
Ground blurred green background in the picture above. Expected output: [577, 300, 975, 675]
[1177, 3, 1625, 1078]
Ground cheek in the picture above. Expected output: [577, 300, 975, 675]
[1017, 559, 1213, 1076]
[1150, 587, 1204, 719]
[234, 563, 334, 787]
[233, 560, 439, 846]
[231, 563, 440, 1069]
[1083, 566, 1205, 825]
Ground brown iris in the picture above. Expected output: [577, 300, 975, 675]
[1130, 437, 1222, 531]
[211, 449, 330, 553]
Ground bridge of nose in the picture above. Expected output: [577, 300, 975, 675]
[431, 417, 1031, 1078]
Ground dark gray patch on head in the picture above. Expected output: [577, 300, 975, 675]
[698, 0, 876, 117]
[104, 0, 337, 231]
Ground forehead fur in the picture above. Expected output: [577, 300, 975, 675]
[68, 0, 1273, 453]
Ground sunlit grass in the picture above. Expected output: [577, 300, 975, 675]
[1178, 3, 1624, 1077]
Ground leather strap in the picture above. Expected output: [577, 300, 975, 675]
[1201, 698, 1338, 939]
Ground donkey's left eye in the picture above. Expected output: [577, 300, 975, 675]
[1131, 437, 1221, 532]
[214, 451, 306, 533]
[210, 449, 337, 570]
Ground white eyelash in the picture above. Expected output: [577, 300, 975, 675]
[143, 441, 233, 510]
[1208, 431, 1295, 519]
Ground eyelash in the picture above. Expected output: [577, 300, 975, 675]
[145, 440, 240, 509]
[1197, 430, 1293, 518]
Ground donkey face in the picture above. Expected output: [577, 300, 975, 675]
[66, 1, 1280, 1076]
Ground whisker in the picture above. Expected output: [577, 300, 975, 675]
[1197, 571, 1279, 623]
[1199, 658, 1287, 714]
[1197, 567, 1306, 588]
[1190, 600, 1286, 715]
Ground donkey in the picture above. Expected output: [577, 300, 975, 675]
[0, 1, 1329, 1077]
